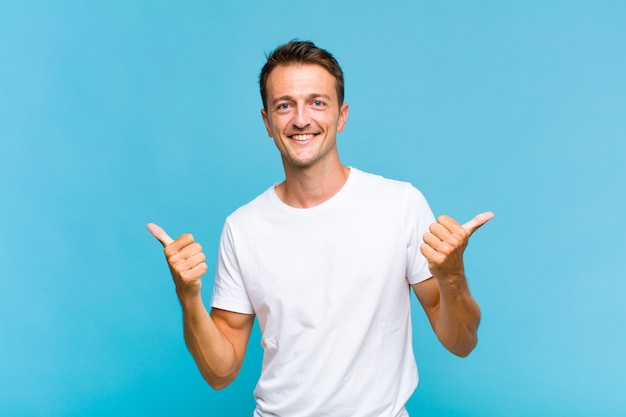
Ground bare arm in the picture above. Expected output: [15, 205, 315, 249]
[412, 212, 493, 357]
[147, 223, 254, 389]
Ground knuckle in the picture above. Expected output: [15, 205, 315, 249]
[169, 252, 183, 264]
[430, 254, 444, 265]
[180, 270, 195, 281]
[448, 236, 461, 247]
[164, 246, 176, 257]
[455, 226, 469, 238]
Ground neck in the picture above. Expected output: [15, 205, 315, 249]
[276, 161, 350, 208]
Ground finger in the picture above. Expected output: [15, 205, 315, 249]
[435, 214, 460, 233]
[169, 245, 206, 269]
[423, 230, 449, 252]
[420, 242, 444, 264]
[184, 251, 207, 269]
[183, 262, 209, 280]
[461, 212, 495, 236]
[166, 236, 201, 258]
[428, 221, 454, 241]
[147, 223, 174, 247]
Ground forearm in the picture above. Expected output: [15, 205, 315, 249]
[433, 275, 481, 357]
[418, 212, 492, 356]
[148, 225, 248, 388]
[179, 295, 241, 389]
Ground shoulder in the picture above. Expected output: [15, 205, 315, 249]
[351, 168, 427, 201]
[350, 169, 433, 226]
[222, 185, 277, 230]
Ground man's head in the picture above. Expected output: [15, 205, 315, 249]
[259, 40, 344, 111]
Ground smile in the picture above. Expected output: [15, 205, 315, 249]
[290, 133, 317, 141]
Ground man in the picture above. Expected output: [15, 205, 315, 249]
[148, 40, 493, 416]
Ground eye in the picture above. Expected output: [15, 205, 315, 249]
[274, 102, 292, 114]
[312, 100, 325, 107]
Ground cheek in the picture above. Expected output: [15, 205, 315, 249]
[268, 116, 292, 136]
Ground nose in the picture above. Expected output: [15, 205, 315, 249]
[292, 105, 311, 129]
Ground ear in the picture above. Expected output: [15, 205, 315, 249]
[336, 102, 349, 133]
[260, 109, 274, 138]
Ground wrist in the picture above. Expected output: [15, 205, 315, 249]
[435, 273, 470, 295]
[176, 286, 203, 309]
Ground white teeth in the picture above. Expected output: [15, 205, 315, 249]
[291, 134, 315, 141]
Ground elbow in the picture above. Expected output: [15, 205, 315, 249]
[202, 368, 239, 390]
[205, 376, 233, 391]
[208, 380, 230, 390]
[449, 308, 481, 357]
[448, 334, 478, 358]
[452, 347, 473, 358]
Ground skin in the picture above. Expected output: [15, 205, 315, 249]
[146, 224, 254, 389]
[260, 64, 350, 208]
[414, 211, 493, 356]
[147, 62, 493, 388]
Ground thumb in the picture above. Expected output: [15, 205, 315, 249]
[147, 223, 174, 247]
[462, 212, 495, 236]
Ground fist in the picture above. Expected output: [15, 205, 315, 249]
[420, 212, 493, 283]
[147, 223, 208, 297]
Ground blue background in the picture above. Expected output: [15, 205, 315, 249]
[1, 1, 625, 416]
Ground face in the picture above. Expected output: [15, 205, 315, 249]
[261, 64, 349, 171]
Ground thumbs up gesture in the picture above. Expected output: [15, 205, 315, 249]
[147, 223, 208, 298]
[420, 212, 494, 284]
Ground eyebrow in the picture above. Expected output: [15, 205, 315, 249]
[271, 93, 332, 106]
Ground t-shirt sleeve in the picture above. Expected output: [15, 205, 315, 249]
[405, 185, 436, 285]
[210, 219, 255, 314]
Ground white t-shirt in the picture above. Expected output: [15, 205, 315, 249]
[211, 168, 435, 417]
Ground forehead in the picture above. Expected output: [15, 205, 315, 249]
[265, 64, 337, 101]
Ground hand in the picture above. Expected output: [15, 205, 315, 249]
[147, 223, 208, 298]
[420, 212, 494, 285]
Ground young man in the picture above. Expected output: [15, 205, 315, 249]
[148, 40, 493, 416]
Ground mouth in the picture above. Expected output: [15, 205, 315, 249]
[289, 133, 318, 142]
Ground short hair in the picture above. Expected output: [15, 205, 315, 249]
[259, 40, 345, 110]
